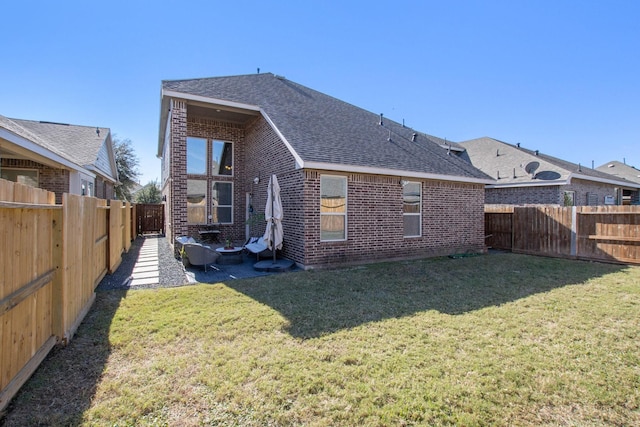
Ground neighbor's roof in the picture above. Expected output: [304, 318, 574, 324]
[159, 73, 493, 184]
[596, 161, 640, 185]
[459, 137, 640, 189]
[1, 116, 117, 182]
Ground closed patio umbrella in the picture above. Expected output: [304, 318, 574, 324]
[255, 174, 292, 272]
[262, 174, 283, 256]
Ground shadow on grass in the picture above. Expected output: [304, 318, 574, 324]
[0, 235, 142, 426]
[228, 253, 627, 339]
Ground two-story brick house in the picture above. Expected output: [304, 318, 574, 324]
[157, 73, 494, 268]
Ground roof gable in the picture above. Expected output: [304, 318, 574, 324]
[459, 137, 639, 188]
[596, 161, 640, 185]
[161, 73, 492, 183]
[4, 118, 118, 182]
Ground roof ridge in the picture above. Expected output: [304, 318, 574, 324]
[162, 72, 275, 85]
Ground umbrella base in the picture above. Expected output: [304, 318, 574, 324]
[253, 258, 294, 273]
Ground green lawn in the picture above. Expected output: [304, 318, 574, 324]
[3, 254, 640, 426]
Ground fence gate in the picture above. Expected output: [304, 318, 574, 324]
[136, 203, 164, 235]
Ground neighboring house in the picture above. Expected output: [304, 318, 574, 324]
[596, 161, 640, 204]
[458, 137, 640, 206]
[0, 115, 119, 203]
[157, 73, 494, 268]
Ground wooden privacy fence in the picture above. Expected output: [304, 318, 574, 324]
[0, 179, 133, 411]
[485, 204, 640, 264]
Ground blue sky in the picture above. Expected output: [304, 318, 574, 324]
[2, 0, 638, 184]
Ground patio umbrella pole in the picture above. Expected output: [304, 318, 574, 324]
[271, 180, 276, 264]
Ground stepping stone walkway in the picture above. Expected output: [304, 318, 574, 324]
[129, 237, 159, 286]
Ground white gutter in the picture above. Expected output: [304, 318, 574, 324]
[487, 180, 568, 189]
[303, 161, 496, 185]
[0, 128, 94, 177]
[569, 172, 640, 189]
[487, 173, 640, 190]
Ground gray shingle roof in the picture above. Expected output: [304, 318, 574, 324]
[596, 161, 640, 185]
[11, 118, 110, 167]
[459, 137, 638, 188]
[162, 73, 491, 182]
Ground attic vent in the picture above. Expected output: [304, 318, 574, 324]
[516, 142, 520, 148]
[411, 133, 417, 142]
[534, 150, 539, 156]
[96, 127, 100, 136]
[379, 113, 384, 126]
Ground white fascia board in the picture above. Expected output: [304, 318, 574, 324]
[161, 90, 262, 113]
[487, 180, 568, 189]
[569, 173, 640, 189]
[157, 89, 263, 158]
[0, 128, 93, 175]
[259, 110, 305, 169]
[303, 161, 496, 185]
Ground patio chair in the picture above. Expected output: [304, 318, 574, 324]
[243, 237, 270, 261]
[182, 243, 218, 272]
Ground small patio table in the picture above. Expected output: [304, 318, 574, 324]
[215, 246, 243, 265]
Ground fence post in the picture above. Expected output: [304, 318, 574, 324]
[570, 206, 577, 257]
[51, 198, 66, 342]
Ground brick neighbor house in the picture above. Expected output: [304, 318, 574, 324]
[157, 73, 493, 268]
[596, 161, 640, 204]
[0, 115, 119, 203]
[458, 137, 640, 206]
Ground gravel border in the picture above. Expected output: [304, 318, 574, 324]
[96, 235, 188, 291]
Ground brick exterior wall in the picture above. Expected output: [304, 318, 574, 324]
[300, 171, 486, 267]
[487, 178, 625, 206]
[1, 158, 69, 204]
[169, 99, 188, 243]
[164, 98, 487, 268]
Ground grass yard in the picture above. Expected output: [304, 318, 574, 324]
[3, 253, 640, 426]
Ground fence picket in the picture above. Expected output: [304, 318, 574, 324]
[0, 178, 135, 412]
[486, 204, 640, 264]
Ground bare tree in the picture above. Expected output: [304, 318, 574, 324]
[113, 136, 140, 201]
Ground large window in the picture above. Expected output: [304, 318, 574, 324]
[320, 175, 347, 241]
[212, 140, 233, 175]
[186, 137, 207, 175]
[187, 179, 207, 224]
[212, 182, 233, 223]
[1, 168, 38, 187]
[403, 181, 421, 237]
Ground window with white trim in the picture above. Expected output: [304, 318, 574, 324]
[0, 168, 39, 187]
[212, 140, 233, 176]
[563, 191, 575, 206]
[403, 181, 422, 237]
[187, 179, 207, 224]
[320, 175, 347, 241]
[212, 181, 233, 224]
[186, 137, 207, 175]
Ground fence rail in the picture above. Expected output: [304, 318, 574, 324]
[485, 204, 640, 264]
[0, 179, 133, 411]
